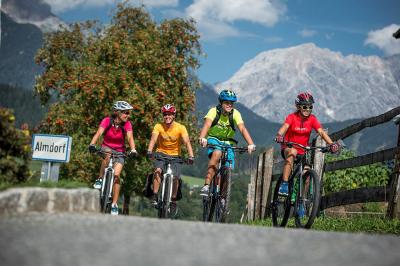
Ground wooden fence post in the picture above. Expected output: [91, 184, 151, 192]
[387, 117, 400, 219]
[254, 152, 265, 220]
[247, 156, 257, 221]
[261, 147, 274, 219]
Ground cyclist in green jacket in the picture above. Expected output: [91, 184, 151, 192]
[198, 89, 256, 196]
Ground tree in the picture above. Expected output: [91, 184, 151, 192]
[34, 4, 202, 210]
[0, 108, 31, 185]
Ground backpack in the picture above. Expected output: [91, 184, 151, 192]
[210, 105, 236, 131]
[103, 116, 126, 138]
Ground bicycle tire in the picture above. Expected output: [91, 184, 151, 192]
[101, 170, 112, 214]
[203, 175, 216, 222]
[217, 167, 231, 223]
[294, 169, 320, 229]
[271, 176, 292, 227]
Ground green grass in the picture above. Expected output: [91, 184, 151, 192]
[247, 216, 400, 235]
[0, 179, 88, 191]
[181, 175, 203, 187]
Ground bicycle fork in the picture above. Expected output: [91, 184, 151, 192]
[160, 163, 173, 206]
[101, 158, 114, 200]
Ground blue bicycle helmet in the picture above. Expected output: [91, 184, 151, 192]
[218, 89, 237, 102]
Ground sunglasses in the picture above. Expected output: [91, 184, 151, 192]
[163, 113, 175, 117]
[121, 111, 131, 115]
[222, 101, 234, 105]
[299, 105, 313, 110]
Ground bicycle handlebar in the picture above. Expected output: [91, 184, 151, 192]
[153, 153, 189, 164]
[279, 141, 330, 153]
[95, 148, 128, 158]
[206, 144, 249, 154]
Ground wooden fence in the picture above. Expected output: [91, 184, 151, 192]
[245, 106, 400, 221]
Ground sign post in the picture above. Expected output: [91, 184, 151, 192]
[32, 134, 72, 182]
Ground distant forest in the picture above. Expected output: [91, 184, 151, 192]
[0, 84, 47, 128]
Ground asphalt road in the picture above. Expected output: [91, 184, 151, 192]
[0, 213, 399, 266]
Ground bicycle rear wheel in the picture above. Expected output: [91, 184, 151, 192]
[271, 176, 292, 227]
[216, 167, 231, 223]
[294, 170, 320, 229]
[101, 170, 112, 214]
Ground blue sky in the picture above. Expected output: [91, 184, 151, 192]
[45, 0, 400, 85]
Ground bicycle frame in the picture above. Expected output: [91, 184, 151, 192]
[100, 156, 115, 201]
[271, 141, 329, 228]
[154, 153, 186, 218]
[203, 144, 248, 223]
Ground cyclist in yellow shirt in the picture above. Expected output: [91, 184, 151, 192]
[147, 104, 194, 211]
[198, 89, 256, 196]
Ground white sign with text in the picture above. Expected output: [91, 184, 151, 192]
[32, 134, 72, 163]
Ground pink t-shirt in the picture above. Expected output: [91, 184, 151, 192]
[282, 112, 322, 155]
[100, 117, 132, 152]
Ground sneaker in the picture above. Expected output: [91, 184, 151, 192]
[93, 178, 102, 189]
[111, 204, 119, 216]
[169, 202, 178, 217]
[278, 181, 289, 196]
[297, 204, 305, 218]
[151, 193, 158, 207]
[199, 185, 209, 197]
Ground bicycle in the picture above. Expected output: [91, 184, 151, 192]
[153, 153, 188, 219]
[271, 141, 331, 229]
[94, 148, 128, 214]
[202, 143, 248, 223]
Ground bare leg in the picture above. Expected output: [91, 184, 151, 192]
[282, 148, 297, 182]
[112, 163, 123, 205]
[153, 168, 162, 194]
[204, 150, 222, 185]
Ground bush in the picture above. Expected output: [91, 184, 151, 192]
[0, 108, 32, 184]
[323, 149, 390, 193]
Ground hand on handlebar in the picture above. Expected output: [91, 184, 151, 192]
[147, 150, 154, 160]
[328, 142, 340, 154]
[274, 134, 284, 144]
[88, 144, 97, 153]
[199, 137, 207, 147]
[128, 149, 138, 158]
[188, 156, 195, 165]
[248, 144, 256, 154]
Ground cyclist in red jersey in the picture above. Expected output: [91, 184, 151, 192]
[274, 92, 340, 196]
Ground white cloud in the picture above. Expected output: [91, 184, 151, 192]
[186, 0, 286, 40]
[44, 0, 179, 13]
[365, 24, 400, 56]
[298, 29, 316, 38]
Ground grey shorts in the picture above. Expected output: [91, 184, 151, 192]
[153, 152, 182, 178]
[101, 146, 125, 165]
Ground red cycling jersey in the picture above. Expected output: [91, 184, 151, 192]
[282, 112, 322, 155]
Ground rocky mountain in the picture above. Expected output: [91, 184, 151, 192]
[0, 0, 66, 89]
[217, 43, 400, 123]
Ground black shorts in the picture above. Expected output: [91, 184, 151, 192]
[153, 152, 182, 178]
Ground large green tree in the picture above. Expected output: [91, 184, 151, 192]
[34, 4, 202, 209]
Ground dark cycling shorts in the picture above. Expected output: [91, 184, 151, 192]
[101, 146, 125, 165]
[153, 152, 182, 178]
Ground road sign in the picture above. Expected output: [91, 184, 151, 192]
[32, 134, 72, 163]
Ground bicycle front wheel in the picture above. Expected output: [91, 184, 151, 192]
[294, 170, 321, 229]
[101, 170, 112, 214]
[216, 167, 231, 223]
[271, 176, 292, 227]
[158, 175, 171, 219]
[203, 175, 216, 222]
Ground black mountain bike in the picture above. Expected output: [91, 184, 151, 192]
[271, 141, 331, 229]
[202, 144, 248, 223]
[154, 153, 187, 219]
[95, 149, 128, 214]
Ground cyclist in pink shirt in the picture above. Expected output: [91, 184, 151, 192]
[89, 101, 137, 215]
[274, 92, 340, 196]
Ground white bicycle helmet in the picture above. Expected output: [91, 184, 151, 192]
[113, 101, 133, 111]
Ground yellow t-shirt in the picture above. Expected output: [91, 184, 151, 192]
[205, 107, 244, 141]
[153, 122, 188, 156]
